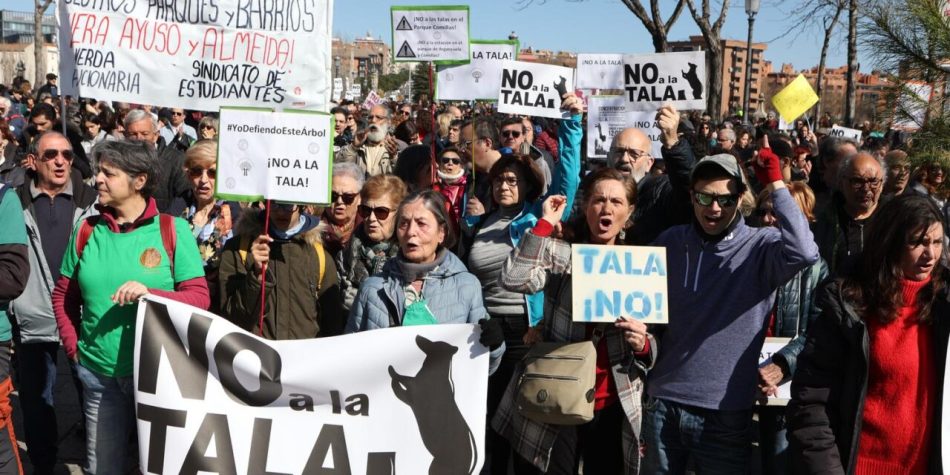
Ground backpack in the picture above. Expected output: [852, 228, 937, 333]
[75, 214, 178, 276]
[237, 236, 326, 292]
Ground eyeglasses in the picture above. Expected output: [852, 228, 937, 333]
[200, 125, 215, 130]
[358, 204, 392, 220]
[493, 175, 519, 188]
[439, 156, 462, 165]
[693, 191, 740, 208]
[39, 149, 74, 162]
[501, 130, 522, 139]
[187, 167, 216, 179]
[847, 177, 883, 190]
[459, 139, 474, 149]
[610, 147, 649, 162]
[754, 207, 775, 218]
[399, 110, 411, 116]
[331, 191, 359, 205]
[170, 111, 185, 116]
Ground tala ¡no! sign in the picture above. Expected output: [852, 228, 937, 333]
[571, 244, 669, 324]
[497, 60, 574, 120]
[622, 51, 707, 112]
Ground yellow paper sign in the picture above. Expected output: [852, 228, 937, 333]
[771, 74, 819, 123]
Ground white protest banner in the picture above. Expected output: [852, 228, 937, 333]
[497, 60, 574, 120]
[830, 124, 862, 142]
[587, 96, 662, 160]
[758, 337, 793, 405]
[577, 53, 624, 90]
[333, 78, 344, 100]
[216, 108, 333, 204]
[571, 244, 669, 324]
[362, 90, 383, 110]
[893, 81, 933, 131]
[623, 51, 707, 111]
[436, 40, 518, 101]
[391, 6, 470, 63]
[57, 0, 332, 111]
[134, 295, 488, 474]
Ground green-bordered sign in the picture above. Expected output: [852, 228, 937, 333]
[391, 5, 470, 64]
[216, 107, 334, 205]
[436, 39, 519, 101]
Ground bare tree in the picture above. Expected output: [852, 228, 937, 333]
[844, 0, 858, 126]
[683, 0, 730, 120]
[34, 0, 53, 86]
[619, 0, 687, 52]
[815, 0, 847, 120]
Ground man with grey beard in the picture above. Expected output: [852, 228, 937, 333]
[615, 104, 697, 245]
[339, 104, 402, 177]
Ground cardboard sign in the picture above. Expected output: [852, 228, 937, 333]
[134, 296, 488, 474]
[587, 96, 662, 160]
[758, 337, 793, 405]
[576, 53, 624, 90]
[436, 40, 518, 101]
[391, 6, 470, 63]
[830, 124, 862, 142]
[216, 108, 333, 204]
[362, 90, 383, 110]
[57, 0, 333, 111]
[771, 74, 819, 124]
[622, 51, 707, 111]
[497, 60, 574, 120]
[571, 244, 669, 324]
[893, 81, 933, 131]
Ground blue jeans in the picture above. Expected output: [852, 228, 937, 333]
[14, 342, 60, 473]
[641, 396, 752, 474]
[758, 406, 789, 475]
[76, 364, 135, 475]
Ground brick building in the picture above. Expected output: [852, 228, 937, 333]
[669, 35, 768, 119]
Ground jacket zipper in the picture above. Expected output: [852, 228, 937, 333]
[522, 373, 579, 381]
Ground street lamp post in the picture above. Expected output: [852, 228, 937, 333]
[742, 0, 760, 124]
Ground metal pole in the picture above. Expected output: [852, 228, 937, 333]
[742, 12, 756, 125]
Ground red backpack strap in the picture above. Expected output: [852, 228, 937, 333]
[75, 216, 100, 259]
[158, 214, 177, 278]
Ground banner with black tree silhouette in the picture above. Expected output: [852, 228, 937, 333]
[133, 295, 488, 474]
[622, 51, 707, 112]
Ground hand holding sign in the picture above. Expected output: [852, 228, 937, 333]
[561, 93, 586, 116]
[758, 362, 784, 397]
[656, 104, 681, 147]
[466, 196, 486, 217]
[541, 194, 568, 225]
[251, 234, 273, 273]
[615, 317, 648, 352]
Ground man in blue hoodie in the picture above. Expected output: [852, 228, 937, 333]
[642, 137, 819, 473]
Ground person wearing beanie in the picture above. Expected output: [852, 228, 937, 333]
[788, 194, 949, 474]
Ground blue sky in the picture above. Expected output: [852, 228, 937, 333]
[10, 0, 862, 72]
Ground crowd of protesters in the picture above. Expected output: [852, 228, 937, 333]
[0, 69, 945, 475]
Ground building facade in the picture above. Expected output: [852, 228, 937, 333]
[669, 35, 768, 119]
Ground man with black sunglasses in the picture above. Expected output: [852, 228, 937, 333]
[642, 138, 819, 474]
[10, 131, 96, 474]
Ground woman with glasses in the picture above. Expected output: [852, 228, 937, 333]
[321, 162, 364, 259]
[197, 116, 218, 140]
[339, 174, 407, 312]
[180, 140, 238, 310]
[218, 195, 343, 339]
[436, 147, 468, 235]
[463, 94, 584, 474]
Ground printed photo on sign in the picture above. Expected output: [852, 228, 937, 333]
[216, 108, 334, 204]
[436, 40, 518, 101]
[571, 244, 669, 324]
[622, 51, 707, 111]
[587, 96, 662, 159]
[391, 6, 470, 63]
[758, 337, 793, 405]
[830, 124, 862, 142]
[134, 296, 488, 474]
[576, 53, 624, 90]
[57, 0, 333, 111]
[497, 60, 574, 120]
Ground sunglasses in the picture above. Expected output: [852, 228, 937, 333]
[200, 125, 215, 130]
[439, 156, 462, 165]
[170, 111, 185, 116]
[187, 167, 216, 179]
[693, 191, 740, 208]
[331, 191, 359, 205]
[501, 130, 522, 139]
[358, 204, 392, 220]
[39, 149, 74, 162]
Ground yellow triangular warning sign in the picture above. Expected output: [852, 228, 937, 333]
[396, 17, 412, 31]
[396, 41, 416, 58]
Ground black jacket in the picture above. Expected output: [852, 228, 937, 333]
[153, 139, 190, 216]
[630, 138, 696, 245]
[787, 276, 949, 475]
